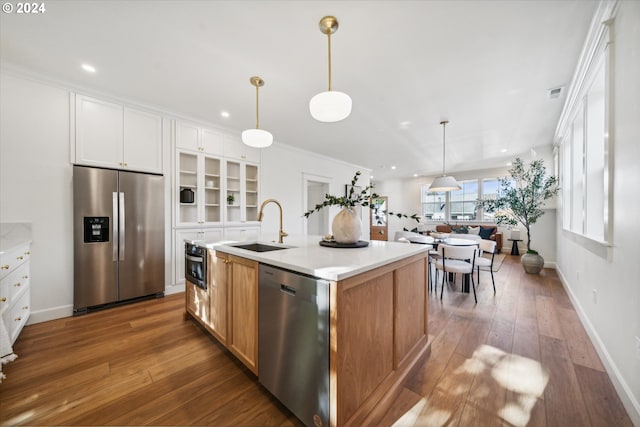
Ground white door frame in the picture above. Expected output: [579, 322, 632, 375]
[302, 172, 332, 236]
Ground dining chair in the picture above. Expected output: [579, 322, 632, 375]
[475, 239, 497, 293]
[434, 244, 477, 303]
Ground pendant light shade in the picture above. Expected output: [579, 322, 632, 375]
[310, 16, 352, 122]
[241, 129, 272, 148]
[309, 91, 352, 123]
[428, 120, 461, 192]
[242, 76, 273, 148]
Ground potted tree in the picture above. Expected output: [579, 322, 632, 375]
[304, 171, 420, 244]
[480, 158, 559, 274]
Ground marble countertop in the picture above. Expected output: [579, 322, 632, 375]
[0, 222, 32, 254]
[204, 235, 428, 282]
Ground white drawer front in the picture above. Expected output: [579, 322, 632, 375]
[5, 262, 29, 302]
[3, 287, 29, 344]
[0, 243, 31, 280]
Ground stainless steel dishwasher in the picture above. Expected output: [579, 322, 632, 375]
[259, 264, 330, 427]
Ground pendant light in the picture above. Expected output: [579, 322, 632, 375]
[428, 120, 461, 192]
[309, 16, 352, 122]
[242, 76, 273, 148]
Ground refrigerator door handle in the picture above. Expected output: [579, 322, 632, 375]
[119, 192, 125, 261]
[112, 192, 118, 262]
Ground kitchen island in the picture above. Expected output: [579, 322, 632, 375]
[185, 236, 431, 427]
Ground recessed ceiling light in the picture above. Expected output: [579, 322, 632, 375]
[220, 111, 230, 118]
[413, 173, 418, 177]
[501, 148, 507, 153]
[391, 165, 397, 170]
[370, 175, 374, 180]
[399, 121, 412, 129]
[81, 64, 96, 73]
[506, 162, 512, 166]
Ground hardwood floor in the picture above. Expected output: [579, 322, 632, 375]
[0, 255, 633, 426]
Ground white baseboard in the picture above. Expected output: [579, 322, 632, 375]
[165, 283, 185, 295]
[27, 304, 73, 324]
[556, 267, 640, 426]
[26, 284, 185, 325]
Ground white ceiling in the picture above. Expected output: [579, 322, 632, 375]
[0, 0, 597, 180]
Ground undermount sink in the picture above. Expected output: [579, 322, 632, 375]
[231, 243, 291, 253]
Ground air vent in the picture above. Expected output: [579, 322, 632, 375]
[548, 86, 564, 99]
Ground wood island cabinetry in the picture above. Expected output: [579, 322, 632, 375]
[185, 241, 430, 427]
[185, 249, 258, 375]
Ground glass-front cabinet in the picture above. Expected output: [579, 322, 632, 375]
[177, 150, 222, 226]
[225, 160, 260, 225]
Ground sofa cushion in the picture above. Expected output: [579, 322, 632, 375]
[468, 226, 480, 235]
[479, 226, 494, 240]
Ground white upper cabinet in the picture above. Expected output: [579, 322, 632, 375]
[223, 135, 261, 163]
[74, 94, 163, 174]
[175, 121, 223, 155]
[123, 107, 162, 173]
[75, 95, 123, 167]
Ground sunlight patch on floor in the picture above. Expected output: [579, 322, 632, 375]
[388, 344, 549, 427]
[390, 396, 427, 427]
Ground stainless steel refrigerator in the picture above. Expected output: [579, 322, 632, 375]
[73, 165, 164, 314]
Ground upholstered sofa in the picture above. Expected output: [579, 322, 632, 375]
[435, 224, 503, 252]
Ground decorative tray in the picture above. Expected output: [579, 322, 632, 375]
[319, 240, 369, 248]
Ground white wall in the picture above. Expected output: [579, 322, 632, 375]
[260, 143, 370, 242]
[0, 73, 74, 322]
[556, 1, 640, 423]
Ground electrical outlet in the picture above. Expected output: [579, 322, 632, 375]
[636, 336, 640, 360]
[592, 289, 597, 304]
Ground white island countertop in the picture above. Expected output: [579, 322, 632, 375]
[0, 222, 32, 255]
[205, 235, 429, 282]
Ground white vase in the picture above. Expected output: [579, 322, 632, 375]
[332, 207, 362, 244]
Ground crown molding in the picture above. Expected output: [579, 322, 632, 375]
[553, 0, 620, 145]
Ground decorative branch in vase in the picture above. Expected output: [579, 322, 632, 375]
[304, 171, 420, 244]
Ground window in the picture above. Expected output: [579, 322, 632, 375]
[449, 180, 478, 221]
[422, 189, 446, 220]
[558, 20, 611, 245]
[480, 178, 501, 221]
[571, 104, 585, 234]
[422, 178, 499, 222]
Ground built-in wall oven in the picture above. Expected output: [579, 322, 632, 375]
[185, 242, 207, 290]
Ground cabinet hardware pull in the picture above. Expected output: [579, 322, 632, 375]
[1, 265, 8, 270]
[22, 305, 28, 310]
[0, 297, 6, 302]
[25, 251, 31, 255]
[15, 316, 21, 322]
[22, 275, 28, 279]
[17, 256, 23, 260]
[14, 283, 21, 287]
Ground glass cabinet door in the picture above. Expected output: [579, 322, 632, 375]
[178, 152, 198, 225]
[203, 156, 221, 223]
[224, 160, 259, 224]
[225, 161, 242, 223]
[245, 164, 259, 222]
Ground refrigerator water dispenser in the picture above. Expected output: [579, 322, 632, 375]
[83, 216, 109, 243]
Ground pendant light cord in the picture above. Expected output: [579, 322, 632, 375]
[442, 121, 447, 176]
[255, 84, 260, 129]
[327, 32, 332, 91]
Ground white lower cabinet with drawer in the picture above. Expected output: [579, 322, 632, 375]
[0, 242, 31, 346]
